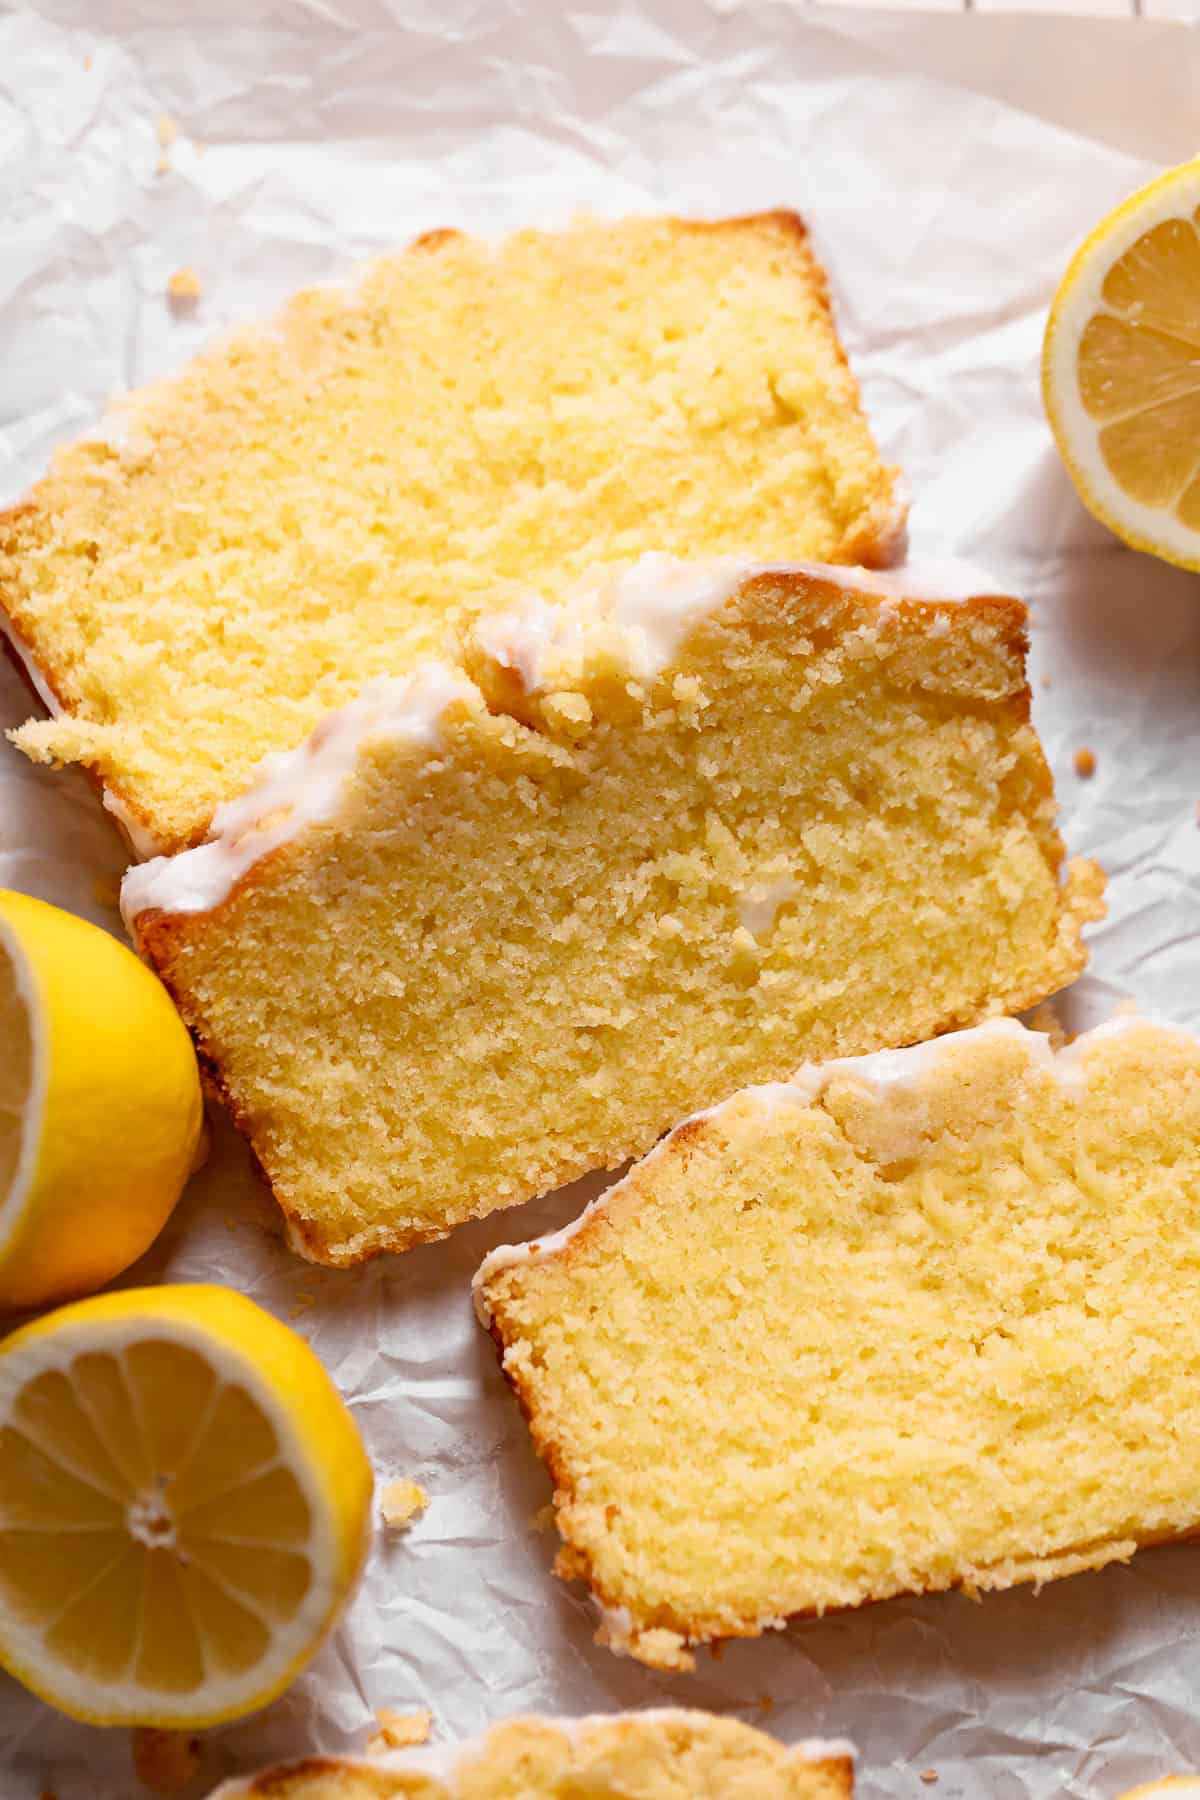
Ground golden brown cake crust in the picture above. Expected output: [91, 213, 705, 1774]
[1, 209, 903, 855]
[479, 1020, 1194, 1671]
[210, 1713, 853, 1800]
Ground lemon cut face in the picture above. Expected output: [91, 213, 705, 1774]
[0, 1286, 373, 1726]
[1043, 160, 1200, 570]
[0, 890, 203, 1312]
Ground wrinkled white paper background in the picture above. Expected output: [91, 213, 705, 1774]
[2, 4, 1200, 1797]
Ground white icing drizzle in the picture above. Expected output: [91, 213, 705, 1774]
[473, 553, 753, 691]
[737, 876, 800, 938]
[117, 550, 1008, 929]
[120, 664, 476, 924]
[782, 1012, 1188, 1105]
[205, 1711, 855, 1797]
[472, 551, 1008, 696]
[474, 1015, 1193, 1319]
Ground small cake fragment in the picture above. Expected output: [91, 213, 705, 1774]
[366, 1708, 432, 1755]
[476, 1016, 1200, 1670]
[203, 1710, 854, 1798]
[132, 1727, 202, 1795]
[1074, 745, 1097, 778]
[380, 1479, 429, 1531]
[167, 267, 202, 305]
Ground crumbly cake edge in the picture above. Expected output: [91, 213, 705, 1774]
[204, 1710, 856, 1799]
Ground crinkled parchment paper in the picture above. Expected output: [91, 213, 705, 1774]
[2, 5, 1200, 1797]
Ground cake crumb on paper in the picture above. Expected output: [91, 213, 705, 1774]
[131, 1727, 201, 1795]
[530, 1501, 556, 1534]
[919, 1771, 939, 1786]
[381, 1478, 429, 1529]
[93, 871, 122, 910]
[367, 1708, 432, 1755]
[1074, 745, 1096, 778]
[157, 112, 178, 146]
[167, 267, 202, 305]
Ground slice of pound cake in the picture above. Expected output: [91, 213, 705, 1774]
[121, 559, 1102, 1264]
[475, 1016, 1200, 1672]
[206, 1712, 854, 1800]
[1, 210, 902, 855]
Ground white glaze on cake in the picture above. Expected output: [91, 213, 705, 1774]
[473, 1015, 1187, 1320]
[206, 1710, 856, 1796]
[473, 551, 1008, 695]
[120, 665, 477, 924]
[737, 876, 801, 937]
[121, 551, 1010, 925]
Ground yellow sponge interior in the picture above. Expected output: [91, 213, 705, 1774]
[482, 1023, 1200, 1670]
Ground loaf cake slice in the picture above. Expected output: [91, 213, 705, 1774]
[121, 558, 1101, 1264]
[475, 1016, 1200, 1672]
[206, 1712, 854, 1800]
[1, 210, 902, 855]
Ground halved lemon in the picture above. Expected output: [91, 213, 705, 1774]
[0, 889, 203, 1311]
[0, 1284, 373, 1725]
[1043, 158, 1200, 570]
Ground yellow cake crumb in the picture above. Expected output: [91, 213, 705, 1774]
[157, 112, 178, 146]
[166, 267, 202, 304]
[380, 1479, 429, 1529]
[131, 1726, 201, 1794]
[1074, 745, 1097, 778]
[366, 1708, 432, 1755]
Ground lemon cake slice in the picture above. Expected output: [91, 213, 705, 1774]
[121, 558, 1101, 1264]
[207, 1712, 854, 1799]
[475, 1016, 1200, 1672]
[1, 210, 902, 856]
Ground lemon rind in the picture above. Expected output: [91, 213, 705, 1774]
[0, 1294, 361, 1727]
[0, 914, 45, 1248]
[1042, 157, 1200, 572]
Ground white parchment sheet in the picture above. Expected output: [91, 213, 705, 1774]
[2, 5, 1200, 1796]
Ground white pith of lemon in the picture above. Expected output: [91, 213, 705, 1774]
[0, 1284, 373, 1726]
[0, 889, 203, 1311]
[1043, 157, 1200, 571]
